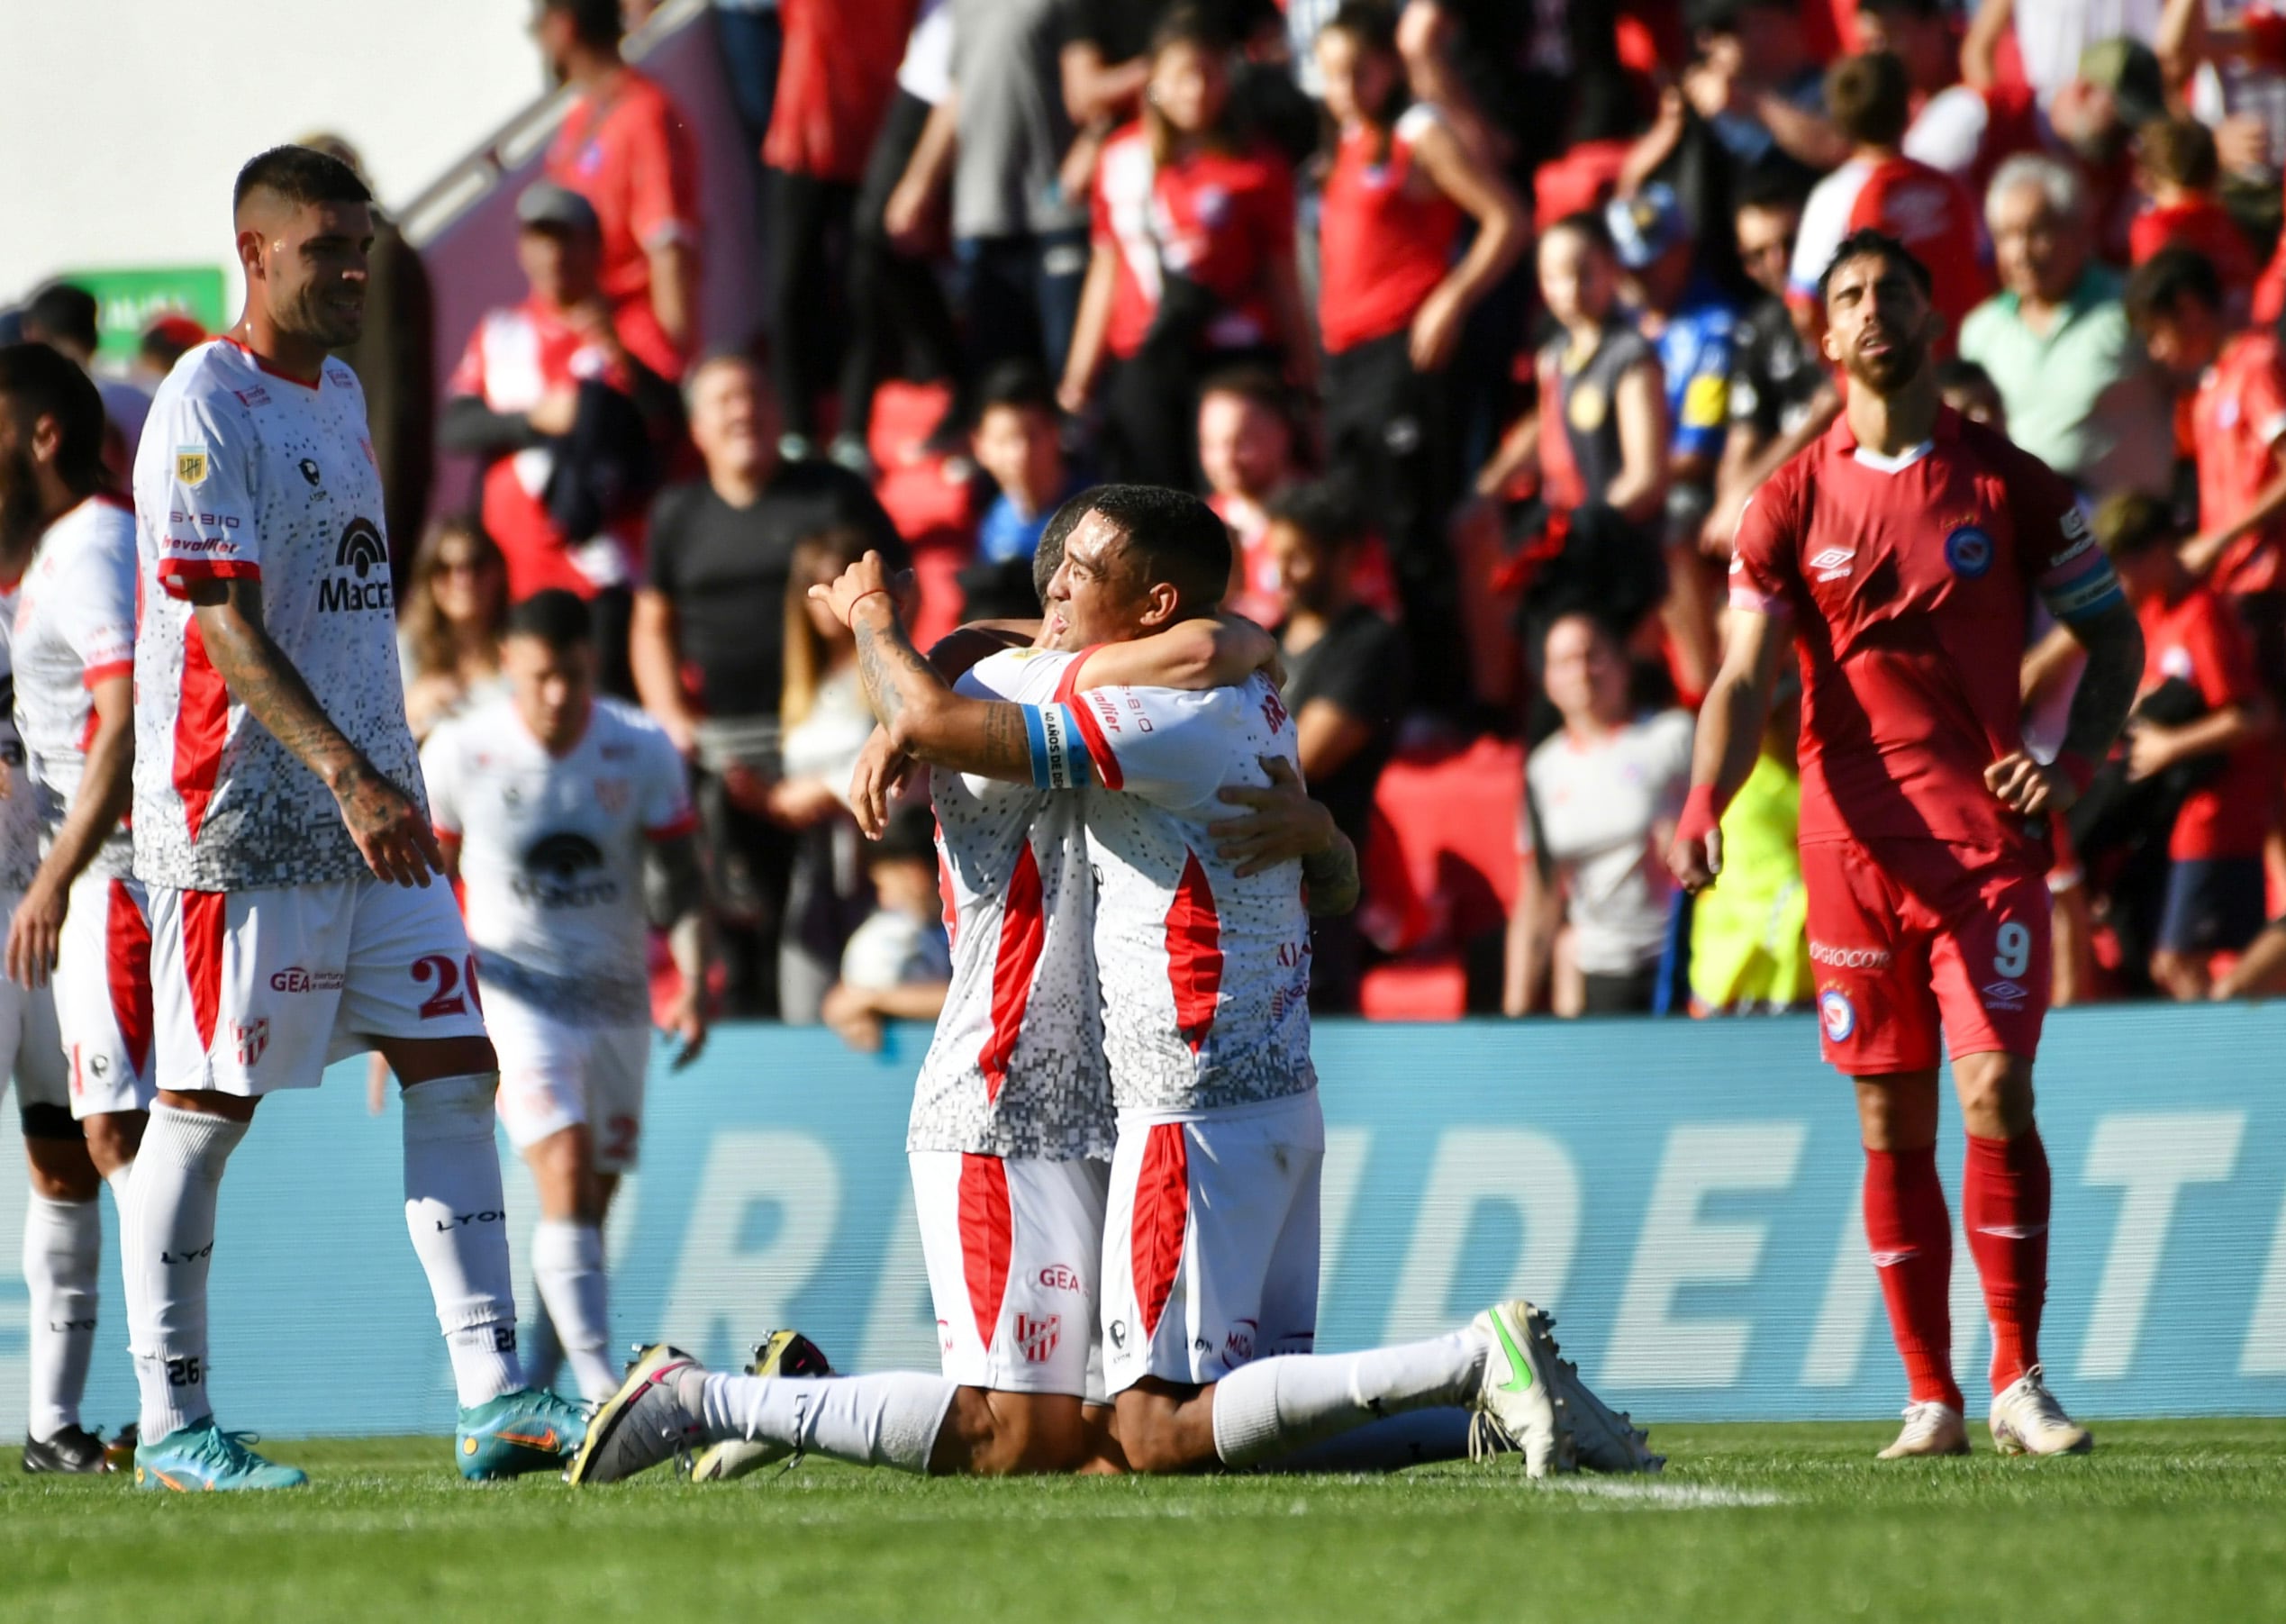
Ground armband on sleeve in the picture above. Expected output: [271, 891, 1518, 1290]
[1023, 703, 1095, 790]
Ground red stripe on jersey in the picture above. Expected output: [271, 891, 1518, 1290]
[158, 558, 260, 602]
[106, 879, 153, 1081]
[172, 617, 230, 843]
[180, 889, 227, 1055]
[1130, 1124, 1190, 1341]
[81, 659, 132, 690]
[978, 841, 1046, 1099]
[642, 810, 699, 842]
[957, 1154, 1012, 1349]
[1165, 850, 1223, 1053]
[1052, 652, 1124, 789]
[935, 821, 958, 948]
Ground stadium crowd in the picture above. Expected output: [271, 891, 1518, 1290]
[19, 0, 2286, 1028]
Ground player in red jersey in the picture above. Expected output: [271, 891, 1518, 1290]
[1672, 228, 2145, 1461]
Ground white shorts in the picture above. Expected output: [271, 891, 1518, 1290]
[52, 871, 156, 1119]
[148, 876, 490, 1096]
[1101, 1091, 1323, 1395]
[0, 890, 67, 1128]
[912, 1150, 1109, 1398]
[488, 991, 653, 1173]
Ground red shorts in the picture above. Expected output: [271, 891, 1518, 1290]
[1801, 835, 2050, 1075]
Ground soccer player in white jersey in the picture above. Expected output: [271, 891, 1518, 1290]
[422, 590, 707, 1404]
[123, 147, 580, 1491]
[0, 345, 136, 1473]
[572, 488, 1656, 1484]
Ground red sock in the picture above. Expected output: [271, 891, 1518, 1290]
[1964, 1128, 2050, 1393]
[1863, 1146, 1962, 1411]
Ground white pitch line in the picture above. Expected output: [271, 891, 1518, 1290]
[1544, 1479, 1790, 1509]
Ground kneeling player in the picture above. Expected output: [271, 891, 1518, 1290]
[423, 591, 707, 1403]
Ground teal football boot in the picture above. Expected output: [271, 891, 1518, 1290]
[133, 1420, 308, 1492]
[457, 1387, 587, 1480]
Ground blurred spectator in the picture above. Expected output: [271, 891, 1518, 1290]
[1060, 9, 1313, 488]
[1314, 2, 1525, 708]
[2099, 491, 2278, 999]
[1394, 0, 1634, 177]
[2125, 246, 2286, 685]
[1504, 612, 1693, 1017]
[761, 0, 917, 453]
[539, 0, 703, 381]
[776, 525, 890, 1021]
[439, 182, 678, 694]
[1937, 355, 2010, 425]
[836, 0, 961, 474]
[2214, 913, 2286, 998]
[821, 806, 953, 1052]
[1674, 0, 1847, 182]
[970, 361, 1079, 566]
[1861, 0, 2046, 197]
[301, 132, 435, 560]
[398, 515, 510, 744]
[1964, 0, 2198, 109]
[136, 313, 207, 385]
[631, 355, 902, 1016]
[21, 282, 147, 475]
[1200, 368, 1302, 625]
[1708, 170, 1837, 554]
[1789, 53, 1993, 354]
[2129, 115, 2256, 317]
[1608, 182, 1737, 697]
[1960, 152, 2173, 497]
[713, 0, 785, 254]
[1688, 663, 1810, 1015]
[1266, 482, 1410, 1011]
[2045, 37, 2175, 260]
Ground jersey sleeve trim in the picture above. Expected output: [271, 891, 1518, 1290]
[1023, 703, 1095, 790]
[643, 809, 701, 841]
[158, 558, 261, 599]
[80, 659, 132, 688]
[1049, 647, 1125, 788]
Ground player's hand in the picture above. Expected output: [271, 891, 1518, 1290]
[1666, 825, 1723, 894]
[1210, 757, 1333, 876]
[4, 875, 65, 989]
[1983, 750, 2076, 817]
[664, 984, 708, 1070]
[810, 551, 898, 629]
[850, 726, 912, 839]
[335, 763, 444, 887]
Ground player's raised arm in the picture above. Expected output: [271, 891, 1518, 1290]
[1669, 602, 1790, 893]
[186, 574, 442, 887]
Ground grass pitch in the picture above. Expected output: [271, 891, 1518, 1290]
[3, 1420, 2281, 1622]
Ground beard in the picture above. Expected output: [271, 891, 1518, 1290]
[0, 448, 45, 552]
[283, 280, 366, 350]
[1844, 330, 1928, 397]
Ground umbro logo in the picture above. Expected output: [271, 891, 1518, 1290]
[1810, 547, 1855, 581]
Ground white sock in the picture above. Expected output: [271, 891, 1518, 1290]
[23, 1194, 101, 1441]
[104, 1160, 136, 1211]
[531, 1220, 616, 1403]
[687, 1370, 956, 1474]
[523, 1301, 565, 1397]
[127, 1105, 247, 1440]
[1261, 1409, 1475, 1473]
[401, 1074, 522, 1407]
[1211, 1329, 1489, 1468]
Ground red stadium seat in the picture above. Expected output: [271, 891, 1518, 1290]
[1356, 737, 1523, 1019]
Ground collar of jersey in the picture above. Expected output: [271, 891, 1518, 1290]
[1824, 401, 1961, 461]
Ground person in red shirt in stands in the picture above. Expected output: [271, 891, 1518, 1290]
[539, 0, 702, 384]
[2128, 118, 2254, 321]
[2126, 247, 2286, 691]
[2094, 492, 2280, 999]
[440, 183, 679, 694]
[1059, 6, 1315, 489]
[1855, 0, 2043, 200]
[1674, 227, 2145, 1463]
[1312, 1, 1524, 703]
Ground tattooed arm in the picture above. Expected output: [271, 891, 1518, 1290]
[1985, 597, 2145, 819]
[187, 576, 442, 886]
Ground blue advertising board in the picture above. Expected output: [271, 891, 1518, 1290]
[3, 1006, 2281, 1438]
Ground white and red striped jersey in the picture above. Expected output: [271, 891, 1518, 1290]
[131, 340, 422, 893]
[1053, 657, 1316, 1115]
[14, 494, 137, 879]
[907, 648, 1111, 1163]
[0, 576, 43, 894]
[422, 694, 694, 1026]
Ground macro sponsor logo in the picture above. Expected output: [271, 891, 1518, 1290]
[514, 830, 619, 909]
[320, 517, 393, 613]
[270, 966, 346, 993]
[1810, 942, 1891, 969]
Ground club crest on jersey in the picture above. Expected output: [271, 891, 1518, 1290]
[1944, 525, 1994, 579]
[232, 1019, 269, 1068]
[175, 446, 209, 487]
[595, 776, 630, 814]
[1819, 987, 1857, 1042]
[1016, 1314, 1062, 1365]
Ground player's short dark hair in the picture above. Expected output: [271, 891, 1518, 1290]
[1035, 487, 1098, 603]
[1733, 165, 1811, 216]
[2124, 244, 2225, 326]
[503, 588, 594, 651]
[0, 341, 110, 497]
[2091, 490, 2179, 560]
[1547, 207, 1618, 259]
[1827, 51, 1911, 149]
[1816, 227, 1932, 303]
[233, 144, 373, 217]
[975, 360, 1058, 424]
[540, 0, 623, 48]
[1085, 484, 1233, 611]
[21, 284, 98, 353]
[1265, 480, 1366, 554]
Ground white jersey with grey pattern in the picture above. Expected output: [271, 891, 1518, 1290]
[14, 494, 138, 879]
[906, 648, 1111, 1162]
[0, 578, 43, 894]
[131, 340, 422, 892]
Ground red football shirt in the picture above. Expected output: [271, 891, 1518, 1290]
[1317, 104, 1463, 354]
[1845, 156, 1992, 347]
[2130, 197, 2255, 308]
[546, 68, 703, 380]
[1730, 406, 2122, 852]
[2192, 330, 2286, 597]
[2137, 586, 2277, 860]
[764, 0, 917, 184]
